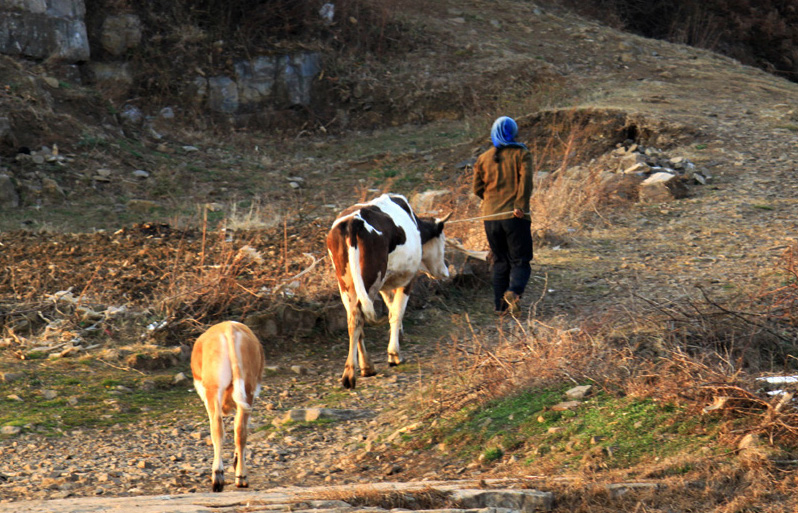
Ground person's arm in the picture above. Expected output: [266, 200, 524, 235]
[514, 150, 533, 216]
[473, 158, 485, 199]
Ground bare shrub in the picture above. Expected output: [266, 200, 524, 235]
[152, 228, 272, 343]
[525, 110, 623, 247]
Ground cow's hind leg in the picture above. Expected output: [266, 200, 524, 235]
[233, 405, 250, 488]
[342, 303, 365, 389]
[357, 332, 376, 378]
[383, 287, 409, 366]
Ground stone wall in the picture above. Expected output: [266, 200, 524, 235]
[0, 0, 323, 121]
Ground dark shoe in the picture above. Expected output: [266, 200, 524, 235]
[503, 290, 521, 315]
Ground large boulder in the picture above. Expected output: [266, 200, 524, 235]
[100, 14, 142, 56]
[0, 0, 89, 62]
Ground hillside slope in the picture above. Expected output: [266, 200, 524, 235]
[2, 1, 798, 511]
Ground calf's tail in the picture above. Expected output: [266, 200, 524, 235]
[224, 323, 251, 412]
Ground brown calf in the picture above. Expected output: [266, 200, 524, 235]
[190, 321, 265, 492]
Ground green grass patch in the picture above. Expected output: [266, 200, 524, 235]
[425, 386, 721, 470]
[0, 358, 195, 436]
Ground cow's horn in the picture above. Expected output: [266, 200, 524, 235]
[439, 212, 453, 224]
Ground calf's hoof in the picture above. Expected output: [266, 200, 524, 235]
[212, 471, 225, 492]
[341, 374, 357, 389]
[361, 367, 377, 377]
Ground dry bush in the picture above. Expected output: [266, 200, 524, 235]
[151, 226, 275, 343]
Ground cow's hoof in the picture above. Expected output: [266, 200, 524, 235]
[341, 375, 357, 389]
[388, 355, 404, 367]
[361, 368, 377, 377]
[235, 476, 248, 488]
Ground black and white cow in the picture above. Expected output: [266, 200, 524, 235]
[326, 193, 450, 389]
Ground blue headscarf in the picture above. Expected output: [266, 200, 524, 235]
[490, 116, 527, 149]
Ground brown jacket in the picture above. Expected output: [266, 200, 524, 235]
[473, 146, 533, 220]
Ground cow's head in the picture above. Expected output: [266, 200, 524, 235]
[419, 213, 451, 280]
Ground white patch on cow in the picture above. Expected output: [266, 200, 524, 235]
[355, 212, 382, 235]
[348, 244, 378, 322]
[331, 211, 383, 238]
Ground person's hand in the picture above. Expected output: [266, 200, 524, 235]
[513, 208, 524, 218]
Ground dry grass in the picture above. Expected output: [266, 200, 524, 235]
[309, 486, 456, 510]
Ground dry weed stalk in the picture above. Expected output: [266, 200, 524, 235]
[527, 112, 615, 246]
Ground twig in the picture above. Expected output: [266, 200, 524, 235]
[696, 285, 793, 343]
[95, 358, 146, 375]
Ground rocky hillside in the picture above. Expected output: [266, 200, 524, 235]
[3, 1, 798, 512]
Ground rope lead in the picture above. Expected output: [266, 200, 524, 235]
[446, 211, 529, 224]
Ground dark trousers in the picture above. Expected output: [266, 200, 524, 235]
[484, 218, 533, 311]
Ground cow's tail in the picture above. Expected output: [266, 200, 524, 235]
[224, 322, 252, 412]
[347, 235, 378, 324]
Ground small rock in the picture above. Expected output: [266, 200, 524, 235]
[1, 372, 24, 383]
[606, 482, 658, 498]
[291, 365, 308, 376]
[1, 426, 22, 435]
[565, 385, 592, 400]
[174, 372, 188, 385]
[132, 170, 150, 179]
[42, 390, 58, 400]
[43, 77, 60, 89]
[551, 401, 581, 411]
[738, 433, 759, 451]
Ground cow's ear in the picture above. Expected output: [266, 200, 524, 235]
[436, 212, 452, 235]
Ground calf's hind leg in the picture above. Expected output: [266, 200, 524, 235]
[233, 405, 250, 488]
[205, 394, 226, 492]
